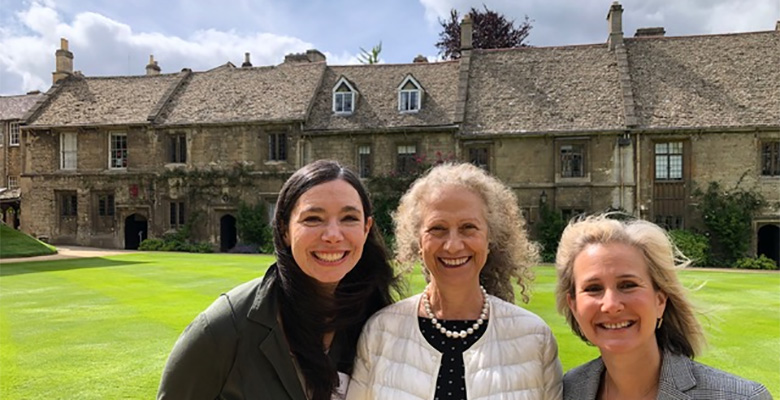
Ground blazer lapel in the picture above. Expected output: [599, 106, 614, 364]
[259, 328, 308, 400]
[656, 352, 695, 400]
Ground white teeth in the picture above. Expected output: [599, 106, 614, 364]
[602, 321, 631, 329]
[314, 252, 346, 262]
[441, 257, 469, 266]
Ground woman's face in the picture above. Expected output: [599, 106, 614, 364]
[285, 179, 372, 285]
[419, 185, 489, 291]
[567, 242, 667, 357]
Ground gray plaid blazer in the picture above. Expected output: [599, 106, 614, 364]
[563, 352, 772, 400]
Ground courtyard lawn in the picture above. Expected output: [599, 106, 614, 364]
[0, 224, 57, 259]
[0, 253, 778, 399]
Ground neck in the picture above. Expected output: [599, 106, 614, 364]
[421, 281, 485, 320]
[601, 345, 662, 400]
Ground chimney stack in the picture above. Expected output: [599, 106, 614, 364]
[146, 55, 161, 75]
[460, 14, 473, 51]
[305, 49, 326, 63]
[607, 1, 624, 50]
[635, 27, 665, 37]
[242, 52, 252, 67]
[776, 20, 779, 31]
[53, 38, 74, 84]
[413, 54, 428, 63]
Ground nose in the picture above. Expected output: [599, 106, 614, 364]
[442, 230, 465, 253]
[321, 220, 344, 243]
[600, 288, 624, 314]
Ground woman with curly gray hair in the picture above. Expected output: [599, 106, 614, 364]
[556, 214, 771, 400]
[348, 163, 562, 400]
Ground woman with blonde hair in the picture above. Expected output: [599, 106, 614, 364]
[348, 162, 562, 400]
[555, 214, 771, 400]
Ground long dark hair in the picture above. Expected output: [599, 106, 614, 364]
[272, 160, 400, 400]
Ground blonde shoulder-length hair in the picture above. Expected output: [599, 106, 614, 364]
[393, 162, 538, 303]
[554, 214, 705, 357]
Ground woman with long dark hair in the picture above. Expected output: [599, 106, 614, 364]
[158, 160, 400, 400]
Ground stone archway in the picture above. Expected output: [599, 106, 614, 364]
[124, 214, 148, 250]
[220, 214, 237, 252]
[757, 224, 780, 267]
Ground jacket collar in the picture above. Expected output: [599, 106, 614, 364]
[247, 264, 309, 400]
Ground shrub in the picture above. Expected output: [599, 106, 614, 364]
[138, 238, 164, 251]
[537, 204, 567, 263]
[734, 255, 778, 270]
[668, 229, 710, 267]
[236, 201, 272, 250]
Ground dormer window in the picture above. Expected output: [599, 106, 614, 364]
[398, 75, 422, 113]
[333, 77, 357, 115]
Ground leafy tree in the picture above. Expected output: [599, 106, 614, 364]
[358, 41, 382, 64]
[436, 5, 532, 60]
[236, 201, 272, 250]
[536, 204, 567, 263]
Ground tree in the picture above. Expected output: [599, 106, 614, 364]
[357, 41, 382, 64]
[436, 6, 532, 60]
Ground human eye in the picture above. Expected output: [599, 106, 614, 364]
[461, 223, 478, 232]
[301, 215, 323, 225]
[582, 284, 603, 293]
[618, 281, 639, 290]
[426, 225, 446, 235]
[341, 213, 362, 223]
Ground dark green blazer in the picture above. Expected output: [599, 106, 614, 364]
[157, 265, 308, 400]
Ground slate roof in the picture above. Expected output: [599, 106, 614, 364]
[462, 44, 625, 135]
[27, 74, 181, 127]
[626, 31, 780, 129]
[0, 93, 45, 121]
[305, 61, 460, 132]
[158, 62, 326, 125]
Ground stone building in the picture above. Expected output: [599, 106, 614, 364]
[17, 3, 780, 264]
[0, 91, 45, 228]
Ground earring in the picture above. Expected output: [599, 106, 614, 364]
[656, 317, 664, 329]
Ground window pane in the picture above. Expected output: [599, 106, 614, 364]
[655, 155, 668, 179]
[669, 155, 683, 179]
[655, 143, 668, 154]
[669, 142, 683, 154]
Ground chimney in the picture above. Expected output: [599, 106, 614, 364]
[776, 20, 779, 31]
[607, 1, 624, 50]
[413, 54, 428, 63]
[305, 49, 326, 63]
[635, 27, 665, 37]
[52, 38, 74, 84]
[242, 52, 252, 67]
[460, 14, 473, 51]
[146, 55, 161, 75]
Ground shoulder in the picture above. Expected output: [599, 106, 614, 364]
[489, 295, 553, 335]
[563, 357, 603, 400]
[661, 353, 772, 399]
[364, 295, 419, 327]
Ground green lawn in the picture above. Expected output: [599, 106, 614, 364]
[0, 224, 57, 258]
[0, 253, 777, 399]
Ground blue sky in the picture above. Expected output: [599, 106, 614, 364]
[1, 0, 778, 95]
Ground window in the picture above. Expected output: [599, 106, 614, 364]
[169, 134, 187, 163]
[560, 144, 585, 178]
[98, 194, 115, 216]
[469, 147, 489, 171]
[268, 133, 287, 162]
[398, 76, 422, 112]
[655, 215, 684, 230]
[60, 132, 77, 170]
[9, 122, 20, 146]
[357, 145, 372, 178]
[60, 193, 78, 217]
[396, 144, 417, 174]
[561, 208, 585, 222]
[169, 201, 185, 228]
[7, 176, 18, 189]
[761, 141, 780, 176]
[655, 142, 683, 180]
[110, 133, 128, 169]
[333, 79, 356, 114]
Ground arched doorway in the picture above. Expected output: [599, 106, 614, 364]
[124, 214, 148, 250]
[757, 224, 780, 267]
[220, 214, 237, 252]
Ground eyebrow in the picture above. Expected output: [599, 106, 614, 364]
[300, 205, 362, 214]
[580, 273, 642, 283]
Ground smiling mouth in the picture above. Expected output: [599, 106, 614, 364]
[599, 321, 635, 330]
[439, 256, 470, 267]
[313, 251, 348, 262]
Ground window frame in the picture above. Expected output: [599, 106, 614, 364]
[357, 144, 372, 178]
[467, 146, 490, 172]
[109, 132, 128, 169]
[7, 176, 18, 189]
[9, 121, 20, 146]
[396, 143, 418, 174]
[397, 76, 423, 113]
[654, 141, 684, 181]
[268, 132, 287, 162]
[760, 141, 780, 177]
[169, 201, 186, 229]
[169, 133, 187, 164]
[60, 132, 78, 170]
[332, 78, 357, 115]
[60, 192, 78, 217]
[560, 143, 585, 178]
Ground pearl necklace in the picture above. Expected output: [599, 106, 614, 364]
[422, 286, 488, 339]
